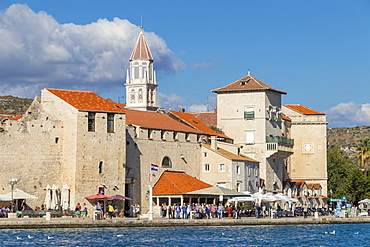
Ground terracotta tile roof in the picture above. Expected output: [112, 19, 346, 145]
[281, 113, 291, 121]
[169, 111, 230, 139]
[211, 75, 287, 94]
[153, 171, 212, 195]
[290, 180, 306, 188]
[284, 104, 325, 115]
[306, 183, 322, 189]
[122, 108, 203, 133]
[0, 109, 9, 115]
[203, 144, 259, 162]
[188, 110, 217, 127]
[0, 115, 22, 121]
[130, 30, 153, 61]
[46, 88, 125, 113]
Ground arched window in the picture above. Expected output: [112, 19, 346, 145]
[134, 62, 139, 79]
[130, 89, 135, 103]
[138, 89, 143, 102]
[142, 62, 147, 79]
[99, 161, 103, 174]
[162, 156, 172, 168]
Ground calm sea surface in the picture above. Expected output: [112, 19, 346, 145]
[0, 223, 369, 246]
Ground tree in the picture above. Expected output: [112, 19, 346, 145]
[356, 137, 370, 178]
[327, 146, 370, 203]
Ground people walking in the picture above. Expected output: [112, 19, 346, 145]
[108, 203, 115, 219]
[303, 203, 308, 218]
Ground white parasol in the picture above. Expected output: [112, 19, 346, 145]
[61, 184, 70, 211]
[51, 184, 60, 210]
[44, 185, 52, 210]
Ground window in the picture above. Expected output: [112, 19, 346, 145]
[236, 165, 241, 174]
[142, 62, 147, 79]
[88, 112, 95, 132]
[55, 137, 59, 144]
[162, 156, 172, 168]
[236, 183, 241, 192]
[247, 166, 251, 176]
[244, 107, 255, 119]
[203, 152, 208, 158]
[219, 164, 225, 172]
[99, 161, 103, 174]
[246, 132, 254, 144]
[134, 62, 139, 79]
[204, 164, 210, 172]
[130, 89, 135, 103]
[173, 131, 178, 141]
[138, 89, 143, 102]
[107, 113, 114, 133]
[255, 167, 258, 177]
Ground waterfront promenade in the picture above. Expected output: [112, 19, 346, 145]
[1, 216, 370, 229]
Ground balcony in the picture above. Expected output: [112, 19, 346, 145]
[266, 136, 294, 147]
[266, 135, 294, 158]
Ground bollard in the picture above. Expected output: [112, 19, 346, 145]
[314, 212, 319, 219]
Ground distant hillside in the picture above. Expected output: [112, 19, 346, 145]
[0, 95, 33, 115]
[327, 126, 370, 161]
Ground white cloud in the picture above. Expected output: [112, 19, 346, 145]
[0, 4, 184, 98]
[326, 101, 370, 128]
[157, 92, 185, 111]
[188, 104, 207, 112]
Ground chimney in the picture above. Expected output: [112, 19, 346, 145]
[211, 136, 217, 150]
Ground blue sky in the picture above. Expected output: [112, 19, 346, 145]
[0, 1, 370, 128]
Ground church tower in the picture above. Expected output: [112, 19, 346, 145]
[125, 28, 158, 111]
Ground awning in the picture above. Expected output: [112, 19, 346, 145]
[85, 194, 114, 200]
[185, 186, 251, 197]
[0, 194, 12, 201]
[4, 189, 38, 200]
[109, 195, 132, 200]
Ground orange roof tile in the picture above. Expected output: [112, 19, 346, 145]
[281, 113, 291, 121]
[130, 30, 153, 61]
[153, 171, 212, 195]
[122, 108, 203, 133]
[212, 75, 286, 94]
[306, 183, 322, 189]
[0, 114, 22, 121]
[46, 88, 125, 113]
[0, 109, 9, 115]
[203, 144, 259, 162]
[284, 104, 325, 115]
[188, 110, 217, 127]
[169, 111, 230, 139]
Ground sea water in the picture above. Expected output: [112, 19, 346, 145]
[0, 223, 368, 246]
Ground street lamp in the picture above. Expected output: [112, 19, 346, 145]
[9, 178, 18, 212]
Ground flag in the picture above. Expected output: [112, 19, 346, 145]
[151, 164, 158, 171]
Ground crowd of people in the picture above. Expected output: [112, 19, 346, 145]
[160, 203, 252, 219]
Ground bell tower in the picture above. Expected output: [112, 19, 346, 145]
[125, 27, 158, 111]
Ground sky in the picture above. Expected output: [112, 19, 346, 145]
[0, 1, 370, 128]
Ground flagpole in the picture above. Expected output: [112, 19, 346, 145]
[148, 164, 153, 221]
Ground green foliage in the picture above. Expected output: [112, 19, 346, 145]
[328, 146, 370, 203]
[209, 126, 224, 134]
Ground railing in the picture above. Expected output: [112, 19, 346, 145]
[266, 136, 294, 147]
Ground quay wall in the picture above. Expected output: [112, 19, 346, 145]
[1, 217, 370, 229]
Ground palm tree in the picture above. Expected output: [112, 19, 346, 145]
[356, 137, 370, 178]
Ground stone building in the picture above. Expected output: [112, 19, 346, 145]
[211, 74, 294, 193]
[0, 88, 126, 210]
[282, 104, 328, 195]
